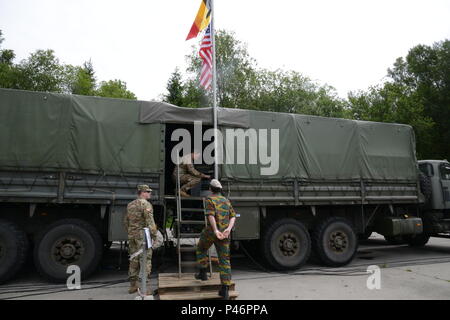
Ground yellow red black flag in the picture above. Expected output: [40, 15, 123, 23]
[186, 0, 211, 40]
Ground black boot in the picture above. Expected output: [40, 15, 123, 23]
[195, 268, 208, 281]
[218, 285, 229, 300]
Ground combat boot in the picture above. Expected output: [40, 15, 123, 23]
[128, 281, 138, 294]
[195, 267, 208, 281]
[218, 285, 229, 300]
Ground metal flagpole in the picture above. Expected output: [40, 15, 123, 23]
[210, 0, 219, 180]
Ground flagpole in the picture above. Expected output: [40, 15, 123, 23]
[210, 0, 219, 180]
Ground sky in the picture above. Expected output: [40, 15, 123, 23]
[0, 0, 449, 101]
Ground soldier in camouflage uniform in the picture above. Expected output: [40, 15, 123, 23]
[195, 179, 236, 299]
[173, 152, 210, 197]
[124, 184, 158, 294]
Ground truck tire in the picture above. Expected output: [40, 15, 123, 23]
[0, 220, 28, 284]
[405, 234, 430, 247]
[34, 219, 102, 282]
[313, 217, 358, 267]
[419, 173, 432, 201]
[260, 218, 311, 270]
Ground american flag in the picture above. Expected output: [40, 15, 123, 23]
[199, 24, 213, 90]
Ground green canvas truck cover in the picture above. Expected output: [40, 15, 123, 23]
[139, 102, 419, 181]
[0, 88, 162, 174]
[0, 88, 418, 181]
[219, 110, 418, 181]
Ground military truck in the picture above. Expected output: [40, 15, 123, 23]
[0, 88, 449, 283]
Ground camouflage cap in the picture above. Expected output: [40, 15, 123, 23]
[137, 184, 152, 192]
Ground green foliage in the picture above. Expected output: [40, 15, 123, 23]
[69, 60, 96, 96]
[15, 49, 66, 92]
[96, 79, 136, 100]
[250, 69, 348, 118]
[164, 68, 185, 106]
[165, 29, 345, 117]
[0, 30, 136, 100]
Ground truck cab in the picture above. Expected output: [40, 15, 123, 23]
[418, 160, 450, 211]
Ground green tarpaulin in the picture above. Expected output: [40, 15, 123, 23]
[0, 88, 162, 174]
[220, 111, 418, 180]
[0, 88, 418, 181]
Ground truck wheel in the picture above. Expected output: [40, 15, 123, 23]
[34, 219, 102, 282]
[419, 173, 432, 201]
[405, 234, 430, 247]
[0, 220, 28, 284]
[313, 217, 358, 267]
[261, 219, 311, 270]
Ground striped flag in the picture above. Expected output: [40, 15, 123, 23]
[186, 0, 211, 41]
[199, 24, 213, 90]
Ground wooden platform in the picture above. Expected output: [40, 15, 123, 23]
[157, 273, 238, 300]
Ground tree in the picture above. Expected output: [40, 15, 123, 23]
[168, 29, 345, 117]
[391, 41, 450, 160]
[163, 68, 185, 106]
[0, 30, 19, 89]
[251, 69, 348, 118]
[0, 30, 137, 100]
[184, 29, 259, 109]
[15, 49, 66, 92]
[69, 60, 96, 96]
[96, 79, 136, 100]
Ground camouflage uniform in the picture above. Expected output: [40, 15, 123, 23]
[196, 194, 236, 285]
[124, 188, 157, 282]
[173, 157, 208, 194]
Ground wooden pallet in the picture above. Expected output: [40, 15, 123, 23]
[157, 273, 238, 300]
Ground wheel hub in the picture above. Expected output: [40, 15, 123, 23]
[329, 231, 348, 253]
[53, 238, 84, 265]
[61, 244, 76, 259]
[278, 233, 299, 256]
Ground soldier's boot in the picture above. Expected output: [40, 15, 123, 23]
[218, 285, 229, 300]
[195, 267, 208, 281]
[128, 281, 138, 294]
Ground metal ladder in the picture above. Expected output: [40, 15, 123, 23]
[175, 161, 212, 278]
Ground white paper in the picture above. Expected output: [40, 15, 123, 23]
[143, 227, 152, 249]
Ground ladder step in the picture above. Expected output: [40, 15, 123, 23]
[164, 196, 205, 201]
[181, 208, 205, 212]
[176, 220, 205, 225]
[178, 247, 197, 253]
[179, 233, 202, 238]
[180, 261, 198, 267]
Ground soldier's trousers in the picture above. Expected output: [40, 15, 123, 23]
[128, 238, 152, 282]
[179, 175, 201, 193]
[196, 229, 231, 285]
